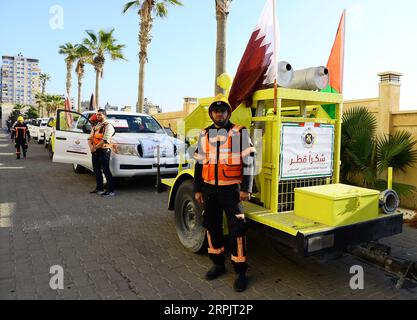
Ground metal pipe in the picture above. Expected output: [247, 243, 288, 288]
[285, 66, 329, 91]
[277, 61, 294, 87]
[347, 242, 417, 289]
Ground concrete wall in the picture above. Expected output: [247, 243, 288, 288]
[153, 99, 198, 134]
[153, 111, 185, 133]
[0, 104, 14, 128]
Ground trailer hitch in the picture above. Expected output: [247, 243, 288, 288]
[346, 242, 417, 289]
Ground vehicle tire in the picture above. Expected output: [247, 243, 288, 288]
[174, 180, 207, 253]
[73, 163, 86, 174]
[48, 143, 54, 160]
[38, 137, 43, 144]
[44, 135, 48, 148]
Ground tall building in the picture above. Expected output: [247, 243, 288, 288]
[0, 53, 41, 106]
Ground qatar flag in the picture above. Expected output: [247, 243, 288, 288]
[228, 0, 279, 111]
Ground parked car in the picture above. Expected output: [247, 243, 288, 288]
[27, 119, 39, 139]
[53, 110, 189, 177]
[37, 118, 50, 144]
[28, 118, 49, 141]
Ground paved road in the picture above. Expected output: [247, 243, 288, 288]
[0, 129, 416, 300]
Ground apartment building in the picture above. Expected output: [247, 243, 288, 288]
[1, 53, 41, 105]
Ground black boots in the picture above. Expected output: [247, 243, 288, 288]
[233, 273, 247, 292]
[205, 264, 226, 280]
[205, 265, 247, 292]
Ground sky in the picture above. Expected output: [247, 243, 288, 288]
[1, 0, 417, 112]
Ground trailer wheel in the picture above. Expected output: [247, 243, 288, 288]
[174, 180, 207, 253]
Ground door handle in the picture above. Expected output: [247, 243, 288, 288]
[56, 137, 67, 141]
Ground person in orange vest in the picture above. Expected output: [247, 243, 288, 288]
[87, 109, 116, 196]
[194, 94, 256, 292]
[11, 116, 30, 159]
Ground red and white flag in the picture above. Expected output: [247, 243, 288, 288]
[64, 93, 73, 127]
[228, 0, 280, 111]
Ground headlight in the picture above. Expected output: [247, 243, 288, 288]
[112, 144, 139, 156]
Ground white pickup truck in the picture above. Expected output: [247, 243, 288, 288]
[53, 109, 189, 176]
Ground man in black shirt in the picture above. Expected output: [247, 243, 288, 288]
[193, 94, 255, 292]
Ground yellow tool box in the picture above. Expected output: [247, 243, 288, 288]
[294, 184, 380, 227]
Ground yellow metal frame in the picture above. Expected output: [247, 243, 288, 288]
[163, 86, 401, 237]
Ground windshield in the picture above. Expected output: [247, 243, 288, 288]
[105, 115, 165, 134]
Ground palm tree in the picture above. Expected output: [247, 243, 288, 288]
[14, 103, 26, 111]
[45, 95, 64, 117]
[39, 73, 51, 95]
[39, 73, 51, 117]
[59, 43, 78, 96]
[341, 107, 417, 197]
[75, 45, 93, 113]
[122, 0, 183, 113]
[215, 0, 232, 95]
[81, 29, 126, 109]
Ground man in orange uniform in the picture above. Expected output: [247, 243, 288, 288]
[194, 94, 256, 292]
[88, 109, 116, 196]
[11, 116, 30, 159]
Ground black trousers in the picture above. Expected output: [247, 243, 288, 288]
[15, 139, 28, 158]
[92, 149, 114, 192]
[202, 183, 248, 274]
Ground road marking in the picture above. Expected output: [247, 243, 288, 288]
[0, 167, 25, 170]
[0, 153, 14, 156]
[0, 202, 15, 228]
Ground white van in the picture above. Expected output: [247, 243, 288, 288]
[53, 109, 188, 176]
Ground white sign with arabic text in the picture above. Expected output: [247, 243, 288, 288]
[280, 122, 334, 180]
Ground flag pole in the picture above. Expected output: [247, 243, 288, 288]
[272, 0, 278, 115]
[274, 79, 278, 114]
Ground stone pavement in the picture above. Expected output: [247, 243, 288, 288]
[0, 129, 416, 300]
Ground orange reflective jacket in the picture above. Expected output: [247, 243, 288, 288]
[92, 125, 111, 149]
[200, 124, 245, 186]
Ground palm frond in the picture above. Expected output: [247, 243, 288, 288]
[155, 3, 168, 17]
[375, 180, 417, 198]
[123, 1, 141, 13]
[166, 0, 183, 6]
[85, 30, 98, 45]
[376, 130, 417, 173]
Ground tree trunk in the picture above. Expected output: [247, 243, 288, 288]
[66, 62, 73, 97]
[41, 82, 46, 117]
[137, 4, 153, 114]
[215, 6, 228, 95]
[138, 57, 145, 113]
[77, 80, 82, 113]
[95, 70, 100, 110]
